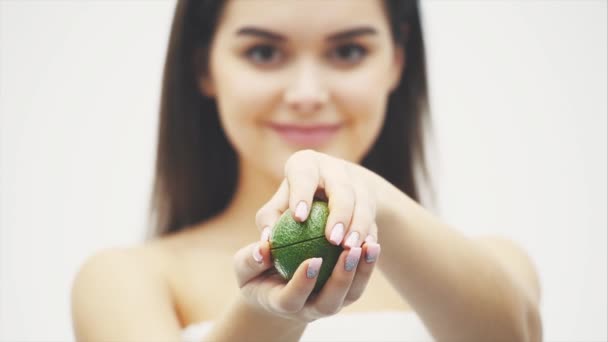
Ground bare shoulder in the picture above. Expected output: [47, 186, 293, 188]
[474, 235, 541, 303]
[70, 244, 181, 341]
[71, 244, 171, 297]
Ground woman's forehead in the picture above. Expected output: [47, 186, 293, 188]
[217, 0, 390, 39]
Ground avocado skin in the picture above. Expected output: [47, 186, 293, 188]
[270, 201, 343, 292]
[272, 236, 342, 292]
[271, 201, 330, 248]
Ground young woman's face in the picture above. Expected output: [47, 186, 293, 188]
[200, 0, 404, 181]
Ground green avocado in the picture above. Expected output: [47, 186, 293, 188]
[270, 201, 343, 293]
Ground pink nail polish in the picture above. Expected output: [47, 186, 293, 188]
[295, 201, 308, 221]
[330, 223, 345, 245]
[365, 235, 376, 244]
[365, 243, 380, 263]
[260, 226, 271, 242]
[345, 247, 362, 272]
[345, 231, 360, 248]
[307, 258, 323, 279]
[252, 243, 263, 263]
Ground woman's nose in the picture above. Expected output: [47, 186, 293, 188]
[283, 60, 328, 114]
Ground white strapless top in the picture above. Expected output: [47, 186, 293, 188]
[182, 311, 433, 341]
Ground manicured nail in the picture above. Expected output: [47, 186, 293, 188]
[345, 247, 362, 272]
[365, 243, 380, 263]
[330, 223, 345, 245]
[295, 201, 308, 221]
[252, 243, 263, 263]
[365, 234, 376, 244]
[307, 258, 323, 279]
[344, 231, 360, 248]
[260, 226, 271, 242]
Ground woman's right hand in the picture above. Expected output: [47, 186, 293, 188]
[232, 232, 380, 323]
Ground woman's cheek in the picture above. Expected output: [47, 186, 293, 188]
[223, 72, 280, 116]
[216, 71, 280, 141]
[332, 81, 388, 160]
[332, 67, 386, 114]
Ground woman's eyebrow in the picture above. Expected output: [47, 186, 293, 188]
[236, 27, 286, 41]
[235, 26, 378, 42]
[327, 27, 377, 41]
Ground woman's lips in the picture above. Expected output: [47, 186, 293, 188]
[267, 122, 342, 147]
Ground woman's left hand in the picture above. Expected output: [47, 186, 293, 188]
[256, 149, 380, 250]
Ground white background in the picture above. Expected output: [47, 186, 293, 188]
[1, 0, 606, 341]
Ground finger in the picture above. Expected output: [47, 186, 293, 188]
[344, 242, 381, 305]
[256, 179, 290, 238]
[343, 185, 376, 248]
[268, 258, 323, 314]
[284, 150, 321, 222]
[307, 247, 362, 316]
[234, 241, 273, 288]
[318, 161, 355, 246]
[365, 222, 379, 245]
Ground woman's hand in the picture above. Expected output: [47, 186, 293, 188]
[263, 149, 382, 247]
[233, 149, 382, 323]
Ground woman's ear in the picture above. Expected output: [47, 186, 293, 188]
[194, 48, 216, 97]
[389, 45, 405, 93]
[389, 23, 409, 92]
[199, 74, 216, 98]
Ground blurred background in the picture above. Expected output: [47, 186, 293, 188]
[1, 0, 606, 341]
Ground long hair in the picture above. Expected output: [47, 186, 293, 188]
[148, 0, 433, 238]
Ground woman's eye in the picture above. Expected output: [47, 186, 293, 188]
[245, 44, 282, 65]
[330, 44, 367, 64]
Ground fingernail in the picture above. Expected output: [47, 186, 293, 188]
[260, 226, 271, 242]
[329, 223, 345, 245]
[295, 201, 308, 221]
[365, 243, 380, 263]
[307, 258, 323, 279]
[252, 243, 263, 263]
[345, 247, 361, 272]
[365, 234, 376, 244]
[344, 231, 360, 248]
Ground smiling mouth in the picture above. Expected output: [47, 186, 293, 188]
[266, 122, 343, 147]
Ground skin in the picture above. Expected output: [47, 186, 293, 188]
[71, 1, 542, 341]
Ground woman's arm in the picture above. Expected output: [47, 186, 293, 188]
[373, 177, 542, 342]
[247, 150, 541, 341]
[266, 149, 541, 341]
[203, 296, 307, 342]
[203, 240, 309, 342]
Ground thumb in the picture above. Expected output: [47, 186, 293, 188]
[234, 240, 273, 288]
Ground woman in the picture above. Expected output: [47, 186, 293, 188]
[71, 0, 542, 341]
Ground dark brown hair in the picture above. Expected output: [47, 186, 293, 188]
[148, 0, 433, 238]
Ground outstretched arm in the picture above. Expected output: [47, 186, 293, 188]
[372, 172, 542, 342]
[271, 149, 542, 342]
